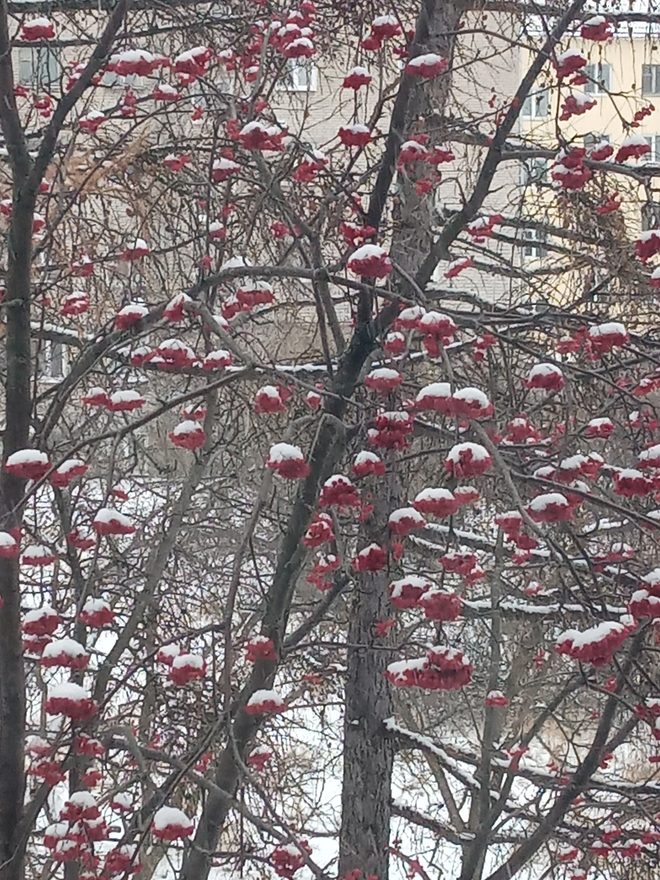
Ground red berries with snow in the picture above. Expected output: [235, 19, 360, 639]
[104, 845, 141, 876]
[444, 256, 473, 278]
[255, 385, 289, 414]
[211, 156, 241, 182]
[388, 507, 426, 535]
[21, 17, 55, 40]
[527, 492, 572, 523]
[394, 305, 425, 330]
[588, 322, 628, 355]
[270, 841, 312, 878]
[152, 806, 194, 842]
[67, 528, 96, 551]
[418, 587, 462, 622]
[82, 386, 110, 408]
[347, 244, 392, 278]
[108, 390, 145, 412]
[0, 531, 19, 558]
[613, 468, 653, 497]
[173, 45, 212, 77]
[23, 605, 60, 637]
[525, 363, 565, 392]
[559, 92, 596, 121]
[485, 690, 509, 707]
[49, 459, 88, 488]
[417, 310, 457, 340]
[79, 110, 107, 133]
[163, 293, 192, 322]
[156, 338, 196, 367]
[169, 420, 206, 450]
[629, 590, 660, 619]
[386, 645, 473, 691]
[615, 134, 651, 163]
[452, 387, 493, 419]
[319, 474, 360, 509]
[580, 15, 613, 40]
[585, 417, 614, 439]
[93, 508, 135, 536]
[107, 48, 163, 77]
[370, 13, 401, 38]
[247, 745, 273, 770]
[383, 332, 406, 356]
[413, 487, 458, 517]
[40, 638, 89, 670]
[365, 367, 402, 394]
[60, 791, 100, 822]
[343, 66, 372, 89]
[237, 122, 283, 152]
[61, 291, 89, 317]
[495, 510, 523, 537]
[353, 543, 387, 572]
[203, 349, 233, 370]
[79, 597, 114, 628]
[338, 124, 372, 148]
[556, 619, 634, 666]
[169, 653, 205, 685]
[370, 411, 414, 449]
[245, 636, 276, 662]
[414, 382, 453, 414]
[389, 575, 431, 610]
[4, 449, 50, 480]
[353, 451, 385, 478]
[245, 688, 287, 715]
[444, 442, 492, 478]
[405, 53, 448, 78]
[22, 544, 56, 567]
[122, 238, 150, 261]
[554, 49, 586, 79]
[267, 443, 309, 479]
[114, 302, 148, 329]
[302, 513, 334, 547]
[46, 682, 97, 720]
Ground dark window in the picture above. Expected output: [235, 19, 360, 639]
[522, 88, 549, 118]
[522, 228, 547, 259]
[17, 47, 60, 90]
[642, 64, 660, 95]
[584, 62, 611, 94]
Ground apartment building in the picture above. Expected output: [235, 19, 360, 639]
[517, 19, 660, 306]
[271, 16, 568, 310]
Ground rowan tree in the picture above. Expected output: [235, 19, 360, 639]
[2, 2, 660, 880]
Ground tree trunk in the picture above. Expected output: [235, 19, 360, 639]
[0, 184, 35, 880]
[337, 2, 461, 878]
[338, 504, 396, 879]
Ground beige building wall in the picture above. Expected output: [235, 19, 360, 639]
[516, 27, 660, 305]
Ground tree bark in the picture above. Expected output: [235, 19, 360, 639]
[337, 480, 397, 880]
[337, 2, 461, 877]
[0, 169, 35, 880]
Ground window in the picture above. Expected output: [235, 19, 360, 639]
[642, 202, 660, 230]
[17, 47, 60, 90]
[642, 64, 660, 95]
[584, 62, 611, 94]
[584, 133, 610, 149]
[521, 88, 549, 118]
[521, 227, 547, 259]
[644, 135, 660, 162]
[277, 59, 317, 92]
[35, 339, 67, 381]
[521, 156, 550, 184]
